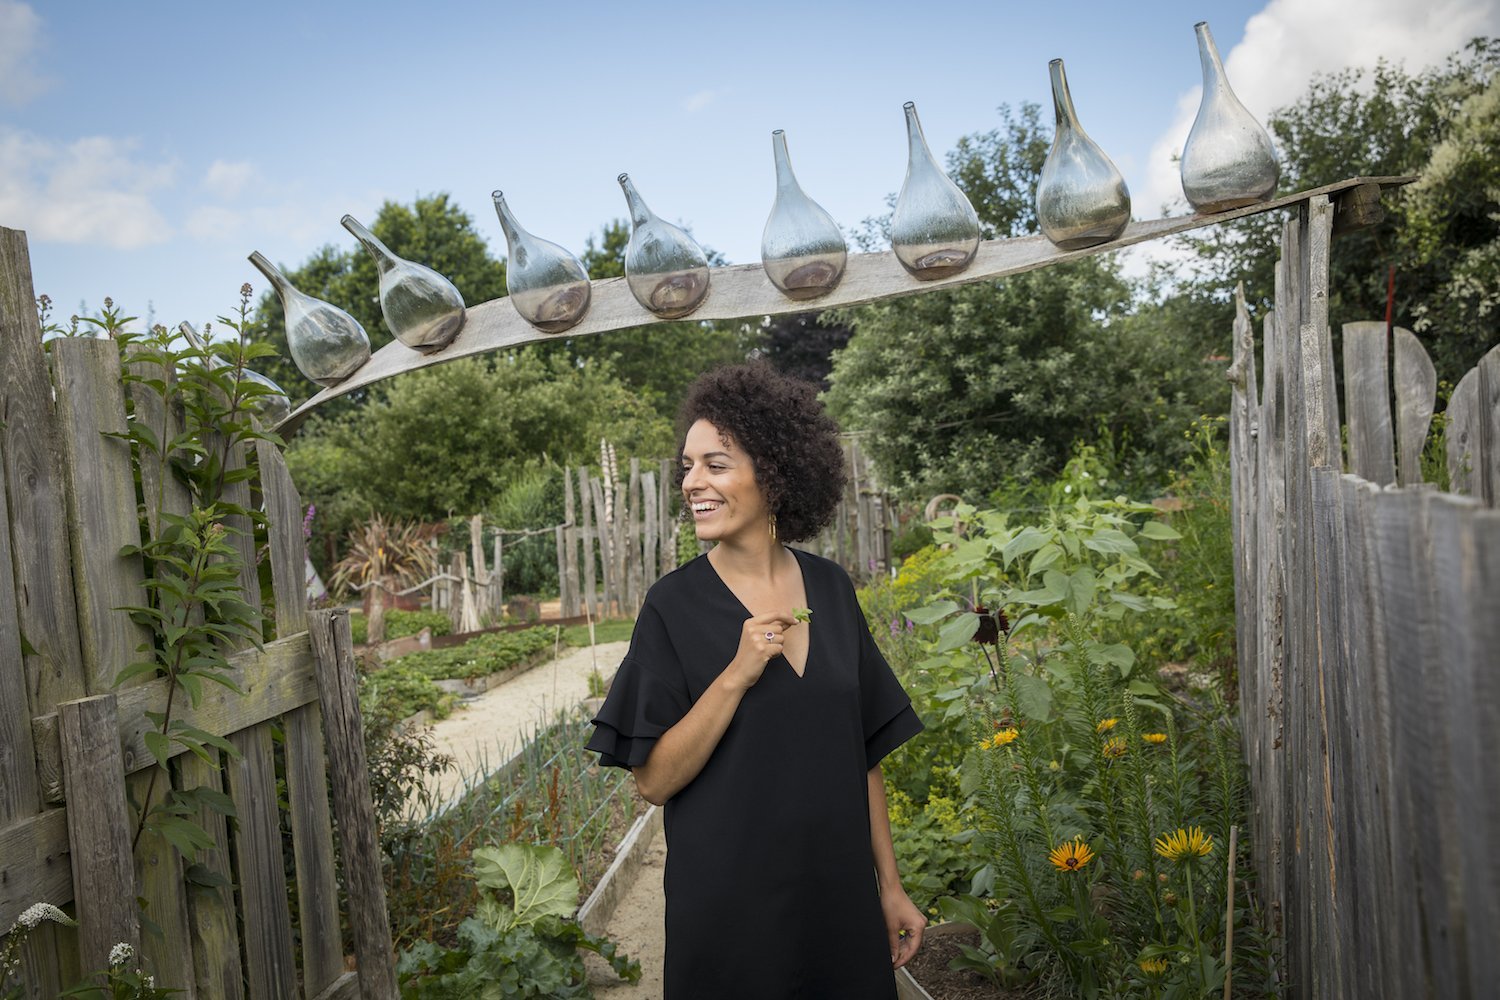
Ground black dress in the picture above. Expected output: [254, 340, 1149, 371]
[586, 548, 924, 999]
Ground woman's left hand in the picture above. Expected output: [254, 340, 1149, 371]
[882, 886, 926, 969]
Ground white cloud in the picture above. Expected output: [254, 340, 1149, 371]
[0, 1, 47, 106]
[202, 159, 258, 200]
[0, 129, 176, 248]
[683, 89, 718, 113]
[1135, 0, 1500, 219]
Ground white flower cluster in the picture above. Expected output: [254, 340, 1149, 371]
[14, 902, 74, 930]
[108, 941, 135, 967]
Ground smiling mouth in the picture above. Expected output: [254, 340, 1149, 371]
[690, 500, 723, 518]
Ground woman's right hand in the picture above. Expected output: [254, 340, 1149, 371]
[724, 612, 800, 690]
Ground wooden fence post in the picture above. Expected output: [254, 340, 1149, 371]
[308, 608, 398, 999]
[58, 694, 139, 975]
[578, 467, 597, 620]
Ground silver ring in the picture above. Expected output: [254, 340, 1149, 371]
[764, 631, 775, 641]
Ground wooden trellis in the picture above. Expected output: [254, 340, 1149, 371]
[0, 227, 394, 998]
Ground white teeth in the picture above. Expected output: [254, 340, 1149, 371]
[692, 501, 721, 512]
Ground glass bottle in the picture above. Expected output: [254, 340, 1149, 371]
[492, 191, 592, 333]
[891, 101, 981, 280]
[341, 214, 466, 352]
[1035, 59, 1132, 249]
[1180, 21, 1280, 213]
[761, 130, 847, 300]
[618, 173, 711, 319]
[248, 251, 370, 387]
[178, 321, 292, 426]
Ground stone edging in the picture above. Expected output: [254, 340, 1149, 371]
[577, 803, 662, 938]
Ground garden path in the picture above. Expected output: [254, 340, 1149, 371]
[588, 822, 667, 996]
[413, 638, 632, 811]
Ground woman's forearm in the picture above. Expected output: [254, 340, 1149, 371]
[632, 670, 748, 804]
[867, 765, 904, 891]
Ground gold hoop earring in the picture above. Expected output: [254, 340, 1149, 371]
[768, 513, 778, 542]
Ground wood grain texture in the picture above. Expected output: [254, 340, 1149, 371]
[0, 433, 40, 824]
[309, 972, 360, 1000]
[308, 609, 398, 998]
[277, 177, 1417, 435]
[1478, 345, 1500, 506]
[1331, 181, 1386, 236]
[177, 750, 245, 1000]
[131, 766, 196, 995]
[0, 227, 86, 717]
[1392, 327, 1436, 487]
[125, 351, 192, 543]
[1446, 366, 1480, 498]
[255, 439, 308, 637]
[58, 694, 139, 973]
[282, 703, 343, 997]
[578, 468, 597, 620]
[1340, 321, 1396, 485]
[32, 634, 318, 795]
[0, 807, 71, 926]
[225, 722, 297, 999]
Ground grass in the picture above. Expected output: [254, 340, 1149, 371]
[561, 618, 636, 646]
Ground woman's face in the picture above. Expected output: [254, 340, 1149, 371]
[680, 419, 770, 545]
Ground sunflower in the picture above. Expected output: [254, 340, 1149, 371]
[1142, 732, 1168, 744]
[1095, 717, 1119, 733]
[1048, 837, 1096, 873]
[1138, 955, 1169, 975]
[1154, 826, 1214, 861]
[1101, 736, 1128, 758]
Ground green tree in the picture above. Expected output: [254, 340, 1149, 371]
[827, 103, 1223, 500]
[1172, 39, 1499, 383]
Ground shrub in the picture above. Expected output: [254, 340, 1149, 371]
[388, 609, 454, 640]
[389, 628, 555, 682]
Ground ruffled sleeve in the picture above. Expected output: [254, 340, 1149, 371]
[856, 599, 924, 769]
[586, 601, 691, 770]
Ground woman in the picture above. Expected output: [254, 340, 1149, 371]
[586, 362, 926, 998]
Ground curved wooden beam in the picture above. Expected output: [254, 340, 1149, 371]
[277, 175, 1414, 437]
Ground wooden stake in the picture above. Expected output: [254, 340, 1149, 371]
[1225, 823, 1239, 1000]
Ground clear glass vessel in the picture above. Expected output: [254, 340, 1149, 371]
[1035, 59, 1132, 249]
[761, 130, 847, 300]
[179, 321, 291, 425]
[248, 251, 370, 387]
[1180, 21, 1280, 213]
[618, 173, 710, 318]
[492, 191, 592, 333]
[341, 214, 466, 352]
[891, 101, 981, 280]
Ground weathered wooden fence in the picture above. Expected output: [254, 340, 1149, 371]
[0, 227, 395, 998]
[1229, 197, 1499, 999]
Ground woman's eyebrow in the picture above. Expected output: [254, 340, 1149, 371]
[683, 450, 733, 461]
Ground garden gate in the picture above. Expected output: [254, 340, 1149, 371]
[0, 227, 395, 998]
[1227, 198, 1499, 999]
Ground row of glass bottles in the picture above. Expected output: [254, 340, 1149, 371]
[252, 19, 1276, 390]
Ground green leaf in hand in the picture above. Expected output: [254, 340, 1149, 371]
[793, 608, 812, 622]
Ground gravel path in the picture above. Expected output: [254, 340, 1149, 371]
[588, 822, 667, 996]
[414, 638, 632, 811]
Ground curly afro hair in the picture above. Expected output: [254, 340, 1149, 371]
[675, 362, 846, 544]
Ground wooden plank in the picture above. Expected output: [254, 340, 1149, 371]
[32, 634, 318, 798]
[283, 704, 343, 997]
[1303, 197, 1340, 471]
[1446, 367, 1480, 498]
[578, 468, 597, 620]
[658, 459, 675, 575]
[1427, 494, 1492, 997]
[0, 414, 40, 825]
[278, 176, 1417, 434]
[125, 351, 193, 550]
[255, 439, 308, 637]
[0, 807, 71, 926]
[1478, 346, 1500, 507]
[131, 765, 196, 994]
[310, 971, 360, 1000]
[628, 458, 642, 613]
[563, 470, 579, 617]
[590, 476, 614, 616]
[1340, 321, 1396, 485]
[177, 750, 244, 1000]
[58, 694, 139, 973]
[0, 227, 87, 717]
[225, 722, 297, 999]
[1227, 286, 1258, 729]
[642, 469, 659, 586]
[308, 609, 398, 998]
[1392, 327, 1437, 487]
[1372, 489, 1455, 998]
[1332, 180, 1386, 236]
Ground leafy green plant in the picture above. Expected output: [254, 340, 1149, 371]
[389, 628, 554, 682]
[59, 943, 180, 999]
[389, 609, 454, 640]
[361, 662, 457, 724]
[2, 904, 77, 998]
[332, 515, 439, 645]
[396, 843, 639, 998]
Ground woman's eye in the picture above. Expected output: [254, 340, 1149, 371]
[709, 464, 726, 472]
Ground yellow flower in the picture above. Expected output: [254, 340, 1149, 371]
[1138, 956, 1169, 975]
[1154, 826, 1214, 862]
[1101, 736, 1128, 758]
[1142, 732, 1168, 744]
[1047, 837, 1095, 873]
[979, 728, 1019, 750]
[1096, 718, 1118, 733]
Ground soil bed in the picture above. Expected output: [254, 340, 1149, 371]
[905, 926, 1036, 1000]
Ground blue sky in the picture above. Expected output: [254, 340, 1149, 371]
[3, 0, 1497, 337]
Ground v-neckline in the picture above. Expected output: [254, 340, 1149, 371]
[702, 547, 813, 679]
